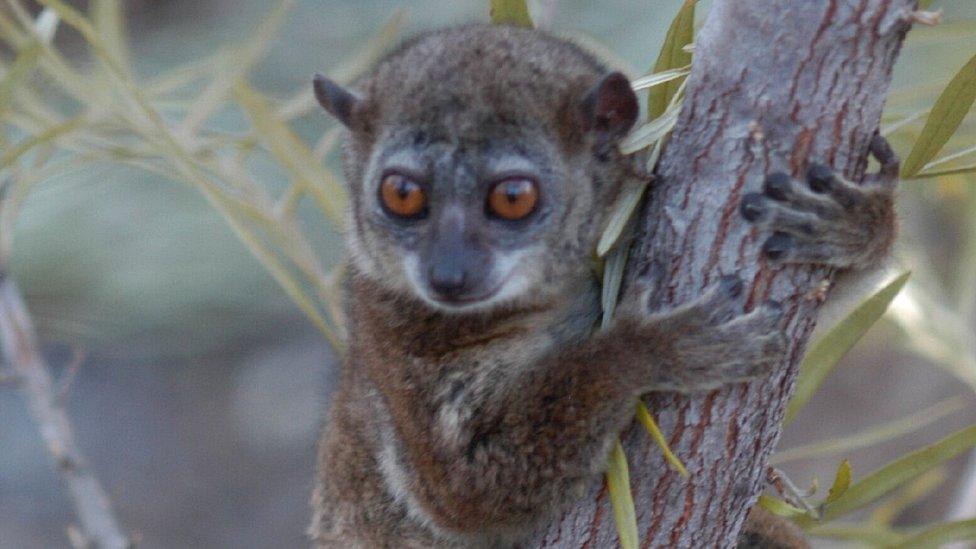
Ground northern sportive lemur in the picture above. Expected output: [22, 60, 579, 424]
[308, 23, 898, 548]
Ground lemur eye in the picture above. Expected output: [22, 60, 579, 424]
[380, 173, 427, 219]
[486, 178, 539, 221]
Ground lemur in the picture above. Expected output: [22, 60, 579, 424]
[308, 23, 897, 548]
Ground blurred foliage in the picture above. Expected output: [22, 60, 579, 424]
[0, 0, 975, 547]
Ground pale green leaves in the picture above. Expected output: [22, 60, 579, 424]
[761, 424, 976, 548]
[825, 460, 852, 505]
[815, 424, 976, 523]
[647, 0, 695, 120]
[606, 441, 638, 549]
[636, 402, 689, 477]
[489, 0, 533, 27]
[902, 52, 976, 178]
[785, 272, 911, 423]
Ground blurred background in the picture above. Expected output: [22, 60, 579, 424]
[1, 1, 975, 547]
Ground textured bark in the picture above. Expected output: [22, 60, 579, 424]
[532, 1, 915, 547]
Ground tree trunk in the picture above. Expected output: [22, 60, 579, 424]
[532, 0, 915, 546]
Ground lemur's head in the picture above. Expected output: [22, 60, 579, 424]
[315, 24, 639, 313]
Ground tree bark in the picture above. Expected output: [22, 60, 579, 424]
[532, 0, 915, 546]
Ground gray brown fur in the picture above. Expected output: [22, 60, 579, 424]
[309, 24, 897, 548]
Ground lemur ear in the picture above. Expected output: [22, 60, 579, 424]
[313, 73, 361, 128]
[579, 71, 639, 141]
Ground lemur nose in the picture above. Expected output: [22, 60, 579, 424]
[429, 262, 467, 298]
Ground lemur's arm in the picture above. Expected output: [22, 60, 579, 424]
[400, 278, 785, 534]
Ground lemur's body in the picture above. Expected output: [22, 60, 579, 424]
[310, 24, 897, 548]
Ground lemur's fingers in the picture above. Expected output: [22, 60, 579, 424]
[662, 300, 786, 391]
[652, 274, 744, 327]
[740, 152, 897, 270]
[867, 133, 899, 186]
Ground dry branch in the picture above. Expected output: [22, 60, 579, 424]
[0, 269, 129, 549]
[532, 0, 916, 546]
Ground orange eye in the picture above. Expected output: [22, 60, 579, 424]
[487, 178, 539, 221]
[380, 174, 427, 219]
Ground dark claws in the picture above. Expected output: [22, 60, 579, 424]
[719, 274, 744, 299]
[740, 193, 766, 222]
[762, 299, 783, 315]
[763, 173, 792, 201]
[806, 164, 835, 193]
[762, 232, 793, 260]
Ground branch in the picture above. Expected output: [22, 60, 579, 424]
[532, 0, 915, 545]
[0, 269, 130, 549]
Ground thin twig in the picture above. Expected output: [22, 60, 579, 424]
[57, 346, 87, 403]
[0, 270, 129, 549]
[767, 467, 819, 518]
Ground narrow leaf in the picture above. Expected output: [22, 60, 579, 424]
[489, 0, 533, 27]
[758, 495, 808, 519]
[890, 519, 976, 549]
[598, 182, 648, 257]
[784, 272, 910, 424]
[773, 396, 967, 464]
[630, 66, 690, 92]
[600, 245, 628, 328]
[825, 460, 852, 504]
[620, 102, 681, 154]
[902, 52, 976, 178]
[647, 0, 695, 120]
[818, 424, 976, 521]
[606, 441, 639, 549]
[636, 402, 689, 477]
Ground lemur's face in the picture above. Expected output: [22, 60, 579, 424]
[349, 129, 584, 312]
[313, 26, 639, 313]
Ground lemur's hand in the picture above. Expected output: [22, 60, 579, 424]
[740, 134, 899, 270]
[619, 276, 787, 393]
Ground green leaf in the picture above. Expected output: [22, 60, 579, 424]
[758, 495, 808, 519]
[917, 0, 936, 8]
[647, 0, 695, 120]
[606, 441, 639, 549]
[489, 0, 533, 27]
[620, 101, 681, 154]
[902, 52, 976, 178]
[890, 519, 976, 549]
[600, 244, 629, 328]
[784, 272, 910, 424]
[825, 460, 851, 504]
[636, 401, 689, 477]
[630, 66, 690, 92]
[773, 396, 967, 464]
[816, 424, 976, 522]
[597, 182, 648, 257]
